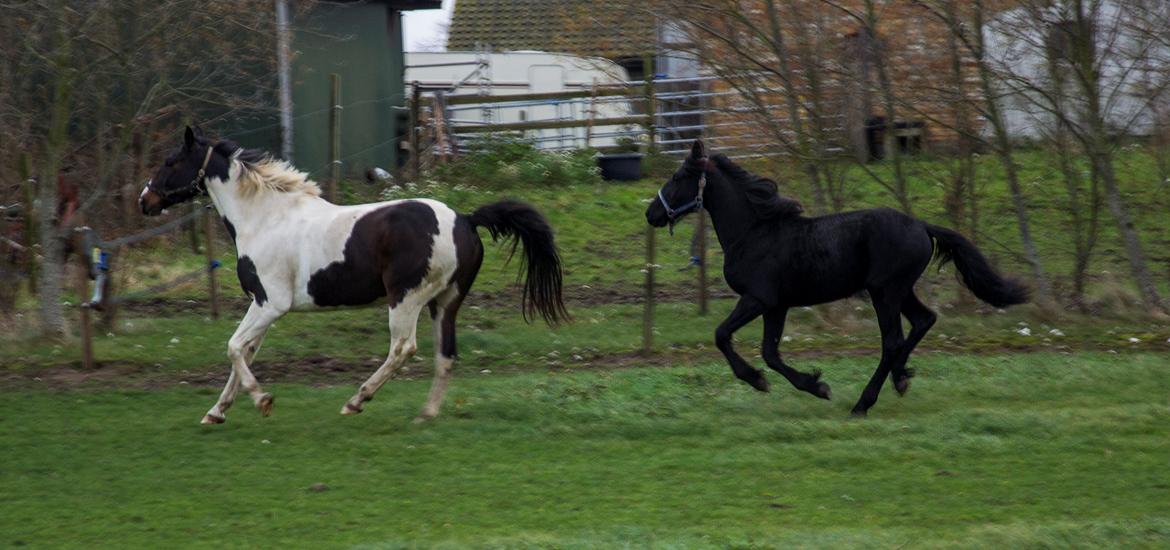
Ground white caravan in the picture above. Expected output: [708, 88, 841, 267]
[405, 51, 637, 150]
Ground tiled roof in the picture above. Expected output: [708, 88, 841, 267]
[447, 0, 656, 59]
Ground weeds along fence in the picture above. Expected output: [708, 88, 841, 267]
[71, 203, 223, 368]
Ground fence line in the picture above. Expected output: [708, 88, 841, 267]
[73, 204, 223, 368]
[419, 74, 812, 159]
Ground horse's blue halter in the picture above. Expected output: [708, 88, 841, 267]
[657, 157, 709, 235]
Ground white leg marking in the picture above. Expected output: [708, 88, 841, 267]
[204, 326, 268, 423]
[220, 303, 282, 420]
[417, 288, 460, 422]
[341, 300, 423, 415]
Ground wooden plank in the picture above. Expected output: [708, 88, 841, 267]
[452, 115, 645, 134]
[445, 86, 633, 105]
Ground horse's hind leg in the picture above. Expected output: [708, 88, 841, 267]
[851, 289, 906, 416]
[890, 291, 937, 396]
[341, 300, 423, 415]
[415, 287, 464, 423]
[715, 296, 769, 392]
[761, 308, 831, 400]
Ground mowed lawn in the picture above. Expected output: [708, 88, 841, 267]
[2, 352, 1168, 548]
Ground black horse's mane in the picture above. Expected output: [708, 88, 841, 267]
[710, 154, 804, 219]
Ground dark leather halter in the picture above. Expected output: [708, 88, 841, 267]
[150, 143, 241, 200]
[657, 157, 709, 233]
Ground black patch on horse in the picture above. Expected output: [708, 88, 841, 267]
[307, 201, 440, 308]
[222, 217, 237, 244]
[236, 256, 267, 306]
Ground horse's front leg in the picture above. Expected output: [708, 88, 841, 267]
[715, 295, 769, 392]
[761, 308, 832, 400]
[203, 302, 283, 424]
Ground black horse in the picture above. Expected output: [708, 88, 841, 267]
[646, 141, 1028, 416]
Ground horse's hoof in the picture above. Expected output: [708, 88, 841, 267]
[813, 381, 832, 401]
[412, 414, 433, 424]
[749, 372, 770, 392]
[894, 368, 915, 396]
[201, 414, 225, 425]
[850, 407, 868, 418]
[257, 393, 274, 417]
[340, 402, 363, 416]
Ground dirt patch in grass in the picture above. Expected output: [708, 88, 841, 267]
[5, 342, 1163, 393]
[111, 284, 739, 318]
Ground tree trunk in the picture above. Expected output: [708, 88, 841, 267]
[1070, 0, 1165, 313]
[37, 31, 76, 339]
[1046, 48, 1100, 311]
[765, 0, 827, 213]
[972, 0, 1054, 306]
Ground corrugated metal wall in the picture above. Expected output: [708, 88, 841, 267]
[292, 3, 404, 180]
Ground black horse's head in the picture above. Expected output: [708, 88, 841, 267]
[645, 140, 710, 228]
[140, 126, 232, 216]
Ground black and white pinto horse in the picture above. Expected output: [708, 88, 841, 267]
[646, 141, 1028, 416]
[141, 127, 567, 424]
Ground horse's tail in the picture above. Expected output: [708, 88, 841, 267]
[926, 224, 1029, 308]
[469, 200, 569, 325]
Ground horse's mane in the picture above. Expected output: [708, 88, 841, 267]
[214, 141, 322, 198]
[711, 155, 803, 219]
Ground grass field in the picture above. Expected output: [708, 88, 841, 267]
[3, 148, 1170, 548]
[3, 352, 1169, 548]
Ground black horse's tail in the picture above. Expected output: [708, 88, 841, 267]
[469, 200, 569, 325]
[926, 224, 1029, 308]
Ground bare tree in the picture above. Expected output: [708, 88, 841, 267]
[984, 0, 1167, 312]
[0, 0, 290, 337]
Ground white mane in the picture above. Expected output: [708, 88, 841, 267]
[234, 157, 321, 198]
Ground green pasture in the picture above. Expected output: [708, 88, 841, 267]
[2, 352, 1169, 548]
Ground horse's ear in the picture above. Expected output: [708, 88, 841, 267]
[691, 139, 706, 159]
[184, 126, 196, 150]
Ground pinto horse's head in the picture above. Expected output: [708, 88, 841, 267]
[140, 126, 229, 216]
[645, 140, 710, 229]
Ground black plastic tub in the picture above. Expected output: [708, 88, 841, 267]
[597, 153, 643, 181]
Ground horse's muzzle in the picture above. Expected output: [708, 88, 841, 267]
[139, 188, 164, 217]
[645, 203, 669, 228]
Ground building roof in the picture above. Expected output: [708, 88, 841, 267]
[447, 0, 656, 60]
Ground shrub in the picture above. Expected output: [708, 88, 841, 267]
[433, 136, 601, 188]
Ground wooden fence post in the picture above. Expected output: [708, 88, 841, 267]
[696, 209, 708, 315]
[203, 207, 219, 319]
[696, 76, 712, 315]
[642, 54, 657, 154]
[409, 81, 421, 182]
[77, 256, 94, 369]
[328, 73, 341, 203]
[642, 225, 656, 355]
[433, 92, 450, 164]
[585, 78, 598, 149]
[187, 202, 201, 254]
